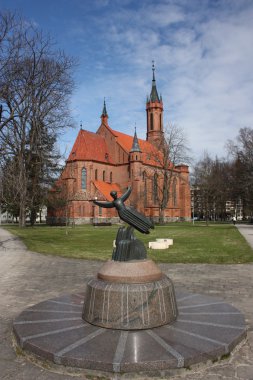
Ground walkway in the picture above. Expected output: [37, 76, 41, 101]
[0, 226, 253, 379]
[236, 223, 253, 249]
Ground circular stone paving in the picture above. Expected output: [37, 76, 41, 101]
[13, 290, 247, 373]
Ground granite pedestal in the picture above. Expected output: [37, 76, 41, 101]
[13, 290, 246, 373]
[83, 259, 178, 329]
[13, 258, 247, 374]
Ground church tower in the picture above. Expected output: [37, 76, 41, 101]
[146, 62, 164, 146]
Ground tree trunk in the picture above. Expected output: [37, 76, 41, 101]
[30, 208, 37, 226]
[18, 158, 27, 228]
[19, 202, 26, 227]
[159, 207, 166, 224]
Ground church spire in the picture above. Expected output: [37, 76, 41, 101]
[150, 61, 160, 102]
[130, 126, 141, 152]
[102, 98, 108, 116]
[101, 98, 109, 125]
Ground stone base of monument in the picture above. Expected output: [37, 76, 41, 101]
[13, 260, 247, 374]
[83, 260, 177, 329]
[13, 291, 247, 374]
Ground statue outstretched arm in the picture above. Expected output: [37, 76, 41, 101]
[120, 187, 132, 203]
[93, 200, 114, 208]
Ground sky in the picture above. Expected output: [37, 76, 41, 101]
[1, 0, 253, 162]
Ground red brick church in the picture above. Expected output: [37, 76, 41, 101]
[47, 66, 191, 224]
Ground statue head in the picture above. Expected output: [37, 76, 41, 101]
[110, 190, 117, 199]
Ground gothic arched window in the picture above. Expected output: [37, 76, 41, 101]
[153, 173, 158, 202]
[81, 167, 87, 190]
[150, 113, 154, 130]
[143, 172, 147, 207]
[103, 170, 106, 181]
[95, 169, 98, 180]
[173, 178, 177, 207]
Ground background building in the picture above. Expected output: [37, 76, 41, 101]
[47, 68, 191, 225]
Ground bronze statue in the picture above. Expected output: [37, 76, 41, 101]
[93, 187, 154, 234]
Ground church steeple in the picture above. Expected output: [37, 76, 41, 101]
[146, 62, 164, 147]
[102, 98, 107, 116]
[130, 127, 142, 172]
[150, 61, 160, 102]
[101, 98, 108, 125]
[130, 127, 141, 153]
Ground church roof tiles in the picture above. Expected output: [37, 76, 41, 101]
[111, 128, 163, 166]
[93, 180, 122, 201]
[67, 130, 113, 164]
[67, 125, 164, 167]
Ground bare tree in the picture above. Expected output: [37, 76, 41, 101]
[0, 12, 76, 227]
[0, 158, 21, 221]
[193, 152, 215, 224]
[47, 180, 72, 232]
[227, 127, 253, 218]
[193, 153, 237, 223]
[145, 124, 191, 223]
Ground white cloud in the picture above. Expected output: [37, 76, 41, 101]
[62, 0, 253, 161]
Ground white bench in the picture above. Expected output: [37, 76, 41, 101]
[148, 238, 174, 250]
[148, 241, 169, 249]
[156, 238, 173, 246]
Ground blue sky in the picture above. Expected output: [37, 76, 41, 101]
[2, 0, 253, 162]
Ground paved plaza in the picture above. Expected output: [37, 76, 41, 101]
[0, 225, 253, 380]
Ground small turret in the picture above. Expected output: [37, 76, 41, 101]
[130, 127, 141, 153]
[101, 98, 109, 125]
[130, 127, 142, 162]
[129, 127, 142, 202]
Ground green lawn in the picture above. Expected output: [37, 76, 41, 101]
[3, 222, 253, 264]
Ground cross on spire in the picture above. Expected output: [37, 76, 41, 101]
[152, 60, 155, 81]
[150, 60, 160, 102]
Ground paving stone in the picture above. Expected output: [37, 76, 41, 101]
[210, 364, 237, 377]
[201, 375, 223, 380]
[247, 331, 253, 350]
[236, 364, 253, 379]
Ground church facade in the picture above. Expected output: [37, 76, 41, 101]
[47, 67, 191, 225]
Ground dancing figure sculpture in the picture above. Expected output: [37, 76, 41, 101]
[93, 187, 154, 234]
[93, 187, 154, 261]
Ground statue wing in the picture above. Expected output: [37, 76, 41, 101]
[120, 186, 132, 203]
[93, 200, 114, 208]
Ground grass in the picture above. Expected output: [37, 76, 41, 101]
[3, 222, 253, 264]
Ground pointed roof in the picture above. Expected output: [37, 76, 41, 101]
[149, 61, 161, 103]
[101, 98, 108, 116]
[109, 128, 164, 166]
[67, 129, 114, 163]
[67, 126, 176, 169]
[93, 180, 122, 201]
[130, 127, 141, 152]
